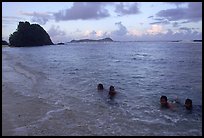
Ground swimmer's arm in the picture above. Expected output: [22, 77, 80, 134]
[171, 96, 181, 104]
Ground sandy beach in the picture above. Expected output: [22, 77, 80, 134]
[2, 82, 59, 136]
[2, 80, 94, 136]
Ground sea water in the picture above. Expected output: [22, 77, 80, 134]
[2, 42, 202, 136]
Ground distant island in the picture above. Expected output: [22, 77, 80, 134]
[56, 42, 65, 45]
[193, 40, 202, 42]
[9, 21, 53, 47]
[170, 40, 182, 42]
[2, 40, 9, 45]
[70, 37, 114, 43]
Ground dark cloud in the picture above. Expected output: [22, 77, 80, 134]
[172, 22, 179, 27]
[115, 2, 140, 15]
[154, 18, 165, 21]
[179, 27, 191, 31]
[156, 2, 202, 22]
[21, 12, 52, 25]
[150, 20, 170, 25]
[181, 20, 191, 24]
[148, 16, 154, 18]
[54, 2, 110, 21]
[148, 16, 170, 26]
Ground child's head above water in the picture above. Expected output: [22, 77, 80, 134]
[97, 83, 104, 90]
[160, 95, 169, 108]
[185, 98, 192, 110]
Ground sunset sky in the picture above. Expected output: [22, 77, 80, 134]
[2, 2, 202, 43]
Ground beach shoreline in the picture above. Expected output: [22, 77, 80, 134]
[2, 50, 60, 136]
[2, 50, 92, 136]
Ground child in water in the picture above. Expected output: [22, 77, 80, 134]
[109, 85, 116, 99]
[160, 96, 193, 111]
[185, 98, 192, 110]
[97, 83, 104, 91]
[160, 95, 172, 109]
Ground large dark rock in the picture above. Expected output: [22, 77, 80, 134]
[9, 21, 53, 47]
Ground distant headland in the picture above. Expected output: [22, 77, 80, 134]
[70, 37, 114, 43]
[193, 40, 202, 42]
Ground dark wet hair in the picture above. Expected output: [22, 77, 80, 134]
[185, 98, 192, 110]
[109, 85, 115, 91]
[109, 85, 116, 98]
[160, 95, 167, 101]
[97, 83, 104, 90]
[185, 98, 192, 105]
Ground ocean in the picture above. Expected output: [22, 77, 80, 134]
[2, 41, 202, 136]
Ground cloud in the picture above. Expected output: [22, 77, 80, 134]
[84, 30, 96, 38]
[48, 25, 66, 36]
[165, 2, 187, 6]
[154, 18, 165, 21]
[95, 30, 105, 37]
[150, 20, 170, 25]
[128, 29, 142, 36]
[2, 16, 26, 25]
[115, 2, 140, 15]
[83, 30, 110, 39]
[2, 16, 27, 41]
[147, 24, 164, 35]
[156, 2, 202, 22]
[54, 2, 110, 21]
[109, 22, 194, 41]
[110, 21, 143, 41]
[179, 27, 191, 31]
[112, 21, 128, 36]
[3, 16, 24, 20]
[48, 25, 67, 43]
[148, 16, 154, 18]
[181, 20, 191, 24]
[178, 27, 200, 34]
[21, 12, 52, 25]
[172, 22, 179, 27]
[148, 16, 170, 26]
[136, 28, 202, 41]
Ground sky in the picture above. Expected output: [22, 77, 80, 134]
[2, 2, 202, 43]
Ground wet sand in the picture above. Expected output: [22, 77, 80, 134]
[2, 81, 94, 136]
[2, 81, 60, 136]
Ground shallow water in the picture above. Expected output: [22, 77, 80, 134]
[2, 42, 202, 136]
